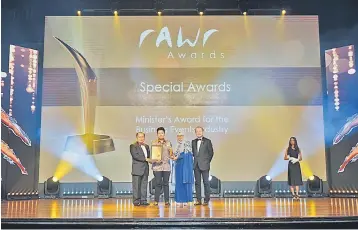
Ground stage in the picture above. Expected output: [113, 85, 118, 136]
[2, 198, 358, 228]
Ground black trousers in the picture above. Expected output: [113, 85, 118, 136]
[153, 171, 171, 202]
[132, 172, 149, 205]
[194, 164, 210, 202]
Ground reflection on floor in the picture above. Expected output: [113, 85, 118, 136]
[1, 198, 358, 219]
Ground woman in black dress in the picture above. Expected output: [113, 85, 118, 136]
[284, 137, 303, 198]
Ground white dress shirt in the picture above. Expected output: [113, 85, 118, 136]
[197, 139, 202, 152]
[141, 145, 148, 158]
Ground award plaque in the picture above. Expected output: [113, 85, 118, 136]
[151, 145, 163, 161]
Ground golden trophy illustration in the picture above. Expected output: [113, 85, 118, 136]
[55, 37, 115, 155]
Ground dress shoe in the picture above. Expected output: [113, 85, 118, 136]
[194, 201, 202, 206]
[153, 202, 159, 206]
[133, 203, 141, 206]
[141, 202, 150, 206]
[165, 202, 170, 206]
[203, 201, 209, 206]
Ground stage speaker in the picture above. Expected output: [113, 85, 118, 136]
[97, 176, 112, 198]
[306, 175, 323, 197]
[44, 176, 60, 198]
[257, 175, 272, 197]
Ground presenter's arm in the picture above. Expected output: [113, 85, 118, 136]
[208, 140, 214, 162]
[130, 144, 146, 162]
[284, 148, 289, 160]
[298, 151, 302, 161]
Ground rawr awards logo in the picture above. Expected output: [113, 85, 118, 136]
[139, 26, 225, 59]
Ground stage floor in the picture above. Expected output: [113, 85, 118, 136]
[2, 197, 358, 228]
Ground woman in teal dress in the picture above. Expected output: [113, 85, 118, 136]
[173, 132, 194, 205]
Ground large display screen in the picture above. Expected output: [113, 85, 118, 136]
[40, 16, 325, 182]
[325, 45, 358, 190]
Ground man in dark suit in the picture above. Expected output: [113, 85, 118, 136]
[192, 126, 214, 205]
[130, 132, 152, 206]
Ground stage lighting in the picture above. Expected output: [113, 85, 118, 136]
[63, 189, 94, 198]
[281, 9, 286, 15]
[329, 188, 358, 198]
[115, 190, 133, 197]
[243, 12, 247, 16]
[44, 176, 60, 197]
[77, 10, 81, 16]
[274, 189, 291, 198]
[7, 191, 39, 200]
[257, 175, 272, 197]
[223, 189, 254, 198]
[209, 175, 221, 194]
[306, 175, 323, 197]
[114, 10, 118, 16]
[196, 0, 206, 16]
[97, 176, 112, 198]
[158, 11, 162, 16]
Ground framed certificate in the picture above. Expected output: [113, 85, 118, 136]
[151, 145, 162, 161]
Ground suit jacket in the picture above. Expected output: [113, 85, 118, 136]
[130, 142, 150, 176]
[192, 137, 214, 171]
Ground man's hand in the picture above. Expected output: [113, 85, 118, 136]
[146, 158, 161, 164]
[146, 158, 154, 164]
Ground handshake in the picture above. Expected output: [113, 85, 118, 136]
[289, 157, 299, 164]
[146, 158, 161, 164]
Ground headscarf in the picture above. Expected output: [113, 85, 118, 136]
[175, 132, 192, 156]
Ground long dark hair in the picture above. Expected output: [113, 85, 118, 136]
[288, 137, 300, 151]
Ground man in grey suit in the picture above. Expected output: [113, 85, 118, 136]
[192, 126, 214, 205]
[130, 132, 153, 206]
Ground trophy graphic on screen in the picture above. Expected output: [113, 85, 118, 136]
[54, 37, 115, 155]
